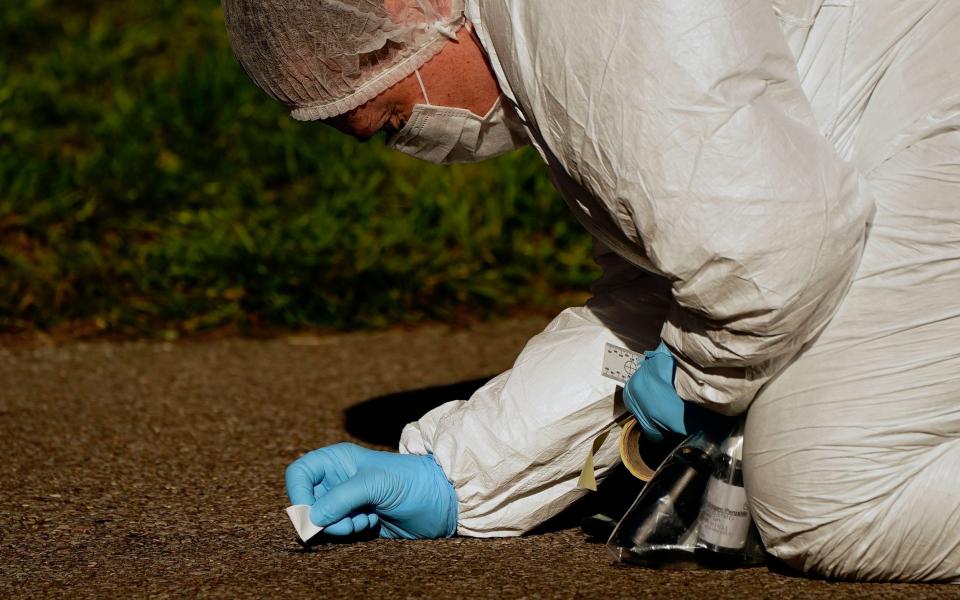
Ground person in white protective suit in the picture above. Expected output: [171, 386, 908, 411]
[223, 0, 960, 582]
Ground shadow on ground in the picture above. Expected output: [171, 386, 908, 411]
[345, 377, 493, 447]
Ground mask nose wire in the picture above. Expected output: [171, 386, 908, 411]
[414, 69, 431, 106]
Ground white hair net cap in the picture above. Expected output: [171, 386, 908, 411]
[223, 0, 465, 121]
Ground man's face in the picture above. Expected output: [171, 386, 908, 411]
[317, 25, 498, 142]
[325, 102, 399, 141]
[323, 74, 419, 141]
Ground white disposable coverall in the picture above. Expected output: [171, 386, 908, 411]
[400, 0, 960, 581]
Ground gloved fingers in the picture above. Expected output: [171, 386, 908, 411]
[625, 349, 686, 442]
[377, 520, 414, 540]
[322, 516, 357, 536]
[321, 512, 378, 537]
[313, 481, 333, 501]
[632, 407, 666, 445]
[624, 371, 674, 443]
[309, 473, 376, 528]
[286, 453, 328, 506]
[286, 443, 370, 506]
[350, 513, 376, 533]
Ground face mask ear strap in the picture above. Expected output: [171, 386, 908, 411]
[414, 69, 431, 105]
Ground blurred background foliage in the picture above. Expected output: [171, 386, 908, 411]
[0, 0, 596, 337]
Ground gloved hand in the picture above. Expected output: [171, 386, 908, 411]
[624, 341, 731, 444]
[284, 442, 458, 540]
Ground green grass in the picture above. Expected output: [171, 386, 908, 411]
[0, 0, 597, 336]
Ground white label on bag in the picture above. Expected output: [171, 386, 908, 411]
[698, 478, 751, 549]
[601, 343, 644, 384]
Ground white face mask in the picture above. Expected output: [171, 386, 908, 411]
[385, 70, 528, 165]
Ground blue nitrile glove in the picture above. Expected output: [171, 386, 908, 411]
[285, 442, 458, 540]
[624, 341, 731, 444]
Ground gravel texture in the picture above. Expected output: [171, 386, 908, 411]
[2, 319, 957, 599]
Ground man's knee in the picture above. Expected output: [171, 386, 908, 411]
[745, 438, 960, 582]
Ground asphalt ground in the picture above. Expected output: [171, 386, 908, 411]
[2, 318, 958, 599]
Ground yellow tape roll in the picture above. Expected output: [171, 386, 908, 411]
[619, 416, 657, 482]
